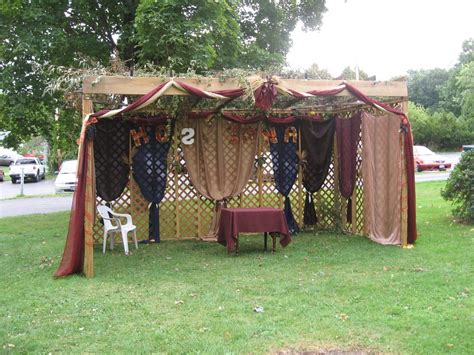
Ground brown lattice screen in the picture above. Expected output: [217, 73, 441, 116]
[92, 121, 367, 243]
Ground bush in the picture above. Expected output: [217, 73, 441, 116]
[408, 102, 474, 150]
[441, 150, 474, 223]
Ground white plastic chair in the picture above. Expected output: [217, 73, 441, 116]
[97, 204, 138, 255]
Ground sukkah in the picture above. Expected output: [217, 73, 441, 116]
[55, 76, 416, 278]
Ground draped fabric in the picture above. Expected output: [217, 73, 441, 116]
[94, 119, 130, 202]
[361, 112, 401, 245]
[336, 112, 362, 222]
[55, 122, 91, 277]
[132, 125, 171, 242]
[269, 125, 300, 234]
[300, 118, 336, 225]
[180, 116, 261, 240]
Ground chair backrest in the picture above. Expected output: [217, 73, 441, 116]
[97, 205, 116, 230]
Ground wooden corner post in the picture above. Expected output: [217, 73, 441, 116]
[82, 95, 95, 278]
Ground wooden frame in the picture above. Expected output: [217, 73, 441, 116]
[81, 76, 409, 278]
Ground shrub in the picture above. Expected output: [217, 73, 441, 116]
[441, 150, 474, 223]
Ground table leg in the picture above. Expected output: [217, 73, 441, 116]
[264, 232, 268, 251]
[235, 234, 239, 256]
[272, 234, 276, 253]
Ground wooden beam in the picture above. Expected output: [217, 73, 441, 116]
[83, 76, 407, 98]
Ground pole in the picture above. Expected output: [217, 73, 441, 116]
[20, 167, 24, 196]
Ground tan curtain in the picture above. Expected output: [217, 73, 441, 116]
[180, 116, 261, 240]
[361, 112, 401, 245]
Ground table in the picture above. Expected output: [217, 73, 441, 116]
[217, 207, 292, 254]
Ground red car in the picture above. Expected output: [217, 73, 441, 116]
[413, 145, 451, 172]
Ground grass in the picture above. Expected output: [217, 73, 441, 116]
[0, 181, 472, 353]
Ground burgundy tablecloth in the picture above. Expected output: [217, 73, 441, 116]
[217, 207, 292, 252]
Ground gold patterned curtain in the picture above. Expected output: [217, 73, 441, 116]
[361, 112, 402, 245]
[180, 116, 261, 240]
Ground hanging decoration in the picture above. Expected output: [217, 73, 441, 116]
[93, 119, 131, 202]
[300, 118, 336, 225]
[336, 112, 362, 223]
[132, 124, 172, 242]
[269, 125, 300, 234]
[180, 116, 261, 240]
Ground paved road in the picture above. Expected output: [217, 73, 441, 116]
[0, 152, 463, 217]
[0, 178, 57, 199]
[0, 196, 73, 218]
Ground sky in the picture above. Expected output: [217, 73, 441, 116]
[286, 0, 474, 80]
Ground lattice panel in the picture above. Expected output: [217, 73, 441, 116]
[92, 115, 371, 243]
[354, 131, 365, 235]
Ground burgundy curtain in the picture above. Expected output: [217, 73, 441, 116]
[336, 112, 362, 222]
[54, 126, 91, 277]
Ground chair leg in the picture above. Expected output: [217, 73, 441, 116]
[110, 232, 114, 250]
[103, 231, 107, 254]
[133, 230, 138, 249]
[121, 230, 130, 255]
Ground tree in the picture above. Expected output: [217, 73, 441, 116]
[0, 0, 328, 151]
[441, 150, 474, 223]
[407, 68, 450, 110]
[336, 66, 372, 80]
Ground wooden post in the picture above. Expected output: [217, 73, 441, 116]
[174, 167, 180, 239]
[297, 126, 304, 227]
[258, 132, 264, 208]
[82, 95, 95, 278]
[333, 133, 342, 229]
[351, 173, 358, 234]
[400, 101, 409, 247]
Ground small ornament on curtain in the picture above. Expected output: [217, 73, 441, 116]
[155, 125, 170, 143]
[269, 125, 300, 234]
[262, 127, 278, 144]
[132, 124, 172, 242]
[131, 127, 149, 146]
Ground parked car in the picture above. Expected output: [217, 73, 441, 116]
[55, 160, 78, 192]
[0, 150, 22, 166]
[413, 145, 452, 172]
[0, 168, 4, 182]
[9, 157, 46, 183]
[462, 144, 474, 152]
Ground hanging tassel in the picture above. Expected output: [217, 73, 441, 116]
[149, 202, 160, 242]
[303, 191, 318, 226]
[347, 197, 352, 224]
[284, 196, 300, 235]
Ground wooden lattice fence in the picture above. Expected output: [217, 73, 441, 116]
[92, 121, 368, 243]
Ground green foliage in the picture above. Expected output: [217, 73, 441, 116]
[407, 38, 474, 150]
[408, 102, 473, 150]
[0, 0, 327, 154]
[407, 68, 450, 110]
[441, 150, 474, 223]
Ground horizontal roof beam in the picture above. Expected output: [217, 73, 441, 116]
[83, 76, 408, 98]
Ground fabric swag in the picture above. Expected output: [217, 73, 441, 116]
[269, 125, 300, 234]
[361, 112, 401, 245]
[336, 112, 362, 223]
[180, 116, 261, 240]
[300, 118, 336, 225]
[94, 119, 131, 202]
[132, 124, 171, 242]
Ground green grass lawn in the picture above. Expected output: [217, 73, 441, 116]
[0, 181, 472, 353]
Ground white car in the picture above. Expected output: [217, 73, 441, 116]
[9, 157, 46, 183]
[55, 160, 78, 192]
